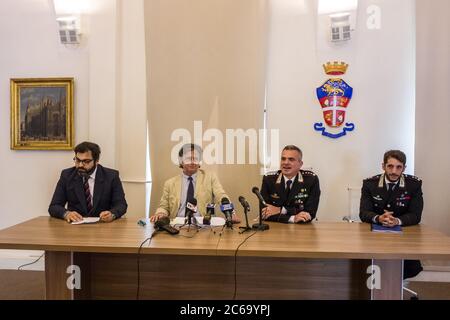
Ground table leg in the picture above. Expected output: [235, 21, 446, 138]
[45, 251, 91, 300]
[370, 259, 403, 300]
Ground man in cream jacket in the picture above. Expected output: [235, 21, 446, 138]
[150, 144, 240, 222]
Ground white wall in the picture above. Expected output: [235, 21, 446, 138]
[116, 0, 148, 218]
[0, 0, 147, 231]
[266, 0, 416, 221]
[416, 0, 450, 236]
[0, 0, 89, 230]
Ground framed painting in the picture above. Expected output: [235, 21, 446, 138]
[10, 78, 74, 150]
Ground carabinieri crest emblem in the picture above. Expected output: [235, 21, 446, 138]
[315, 61, 354, 139]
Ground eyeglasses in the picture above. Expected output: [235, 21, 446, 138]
[182, 159, 200, 165]
[73, 157, 94, 165]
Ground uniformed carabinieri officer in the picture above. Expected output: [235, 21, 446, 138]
[359, 149, 424, 279]
[260, 145, 320, 224]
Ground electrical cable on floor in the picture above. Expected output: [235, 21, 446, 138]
[233, 231, 258, 300]
[136, 234, 154, 300]
[17, 252, 45, 270]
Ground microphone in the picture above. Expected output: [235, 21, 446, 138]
[185, 198, 198, 225]
[238, 196, 250, 210]
[252, 187, 267, 207]
[204, 203, 215, 225]
[238, 196, 251, 233]
[342, 216, 355, 223]
[251, 187, 270, 231]
[154, 216, 179, 235]
[220, 197, 234, 228]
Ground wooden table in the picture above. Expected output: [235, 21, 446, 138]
[1, 217, 450, 300]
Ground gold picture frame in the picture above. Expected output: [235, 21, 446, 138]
[10, 78, 74, 150]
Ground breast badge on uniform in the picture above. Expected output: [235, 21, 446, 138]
[295, 192, 308, 200]
[396, 194, 411, 202]
[314, 61, 355, 139]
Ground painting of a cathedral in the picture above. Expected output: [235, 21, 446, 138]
[11, 78, 73, 150]
[20, 87, 67, 141]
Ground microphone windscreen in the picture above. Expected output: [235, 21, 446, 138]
[155, 216, 170, 228]
[221, 197, 230, 204]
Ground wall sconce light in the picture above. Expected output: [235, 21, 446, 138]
[52, 0, 89, 45]
[56, 15, 81, 44]
[330, 13, 352, 42]
[318, 0, 358, 44]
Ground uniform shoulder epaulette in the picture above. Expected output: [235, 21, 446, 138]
[364, 174, 381, 181]
[301, 170, 316, 176]
[404, 174, 421, 182]
[265, 170, 279, 176]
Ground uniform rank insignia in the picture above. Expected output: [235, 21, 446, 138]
[295, 193, 308, 200]
[314, 61, 355, 139]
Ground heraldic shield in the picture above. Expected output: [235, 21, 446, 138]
[316, 78, 353, 128]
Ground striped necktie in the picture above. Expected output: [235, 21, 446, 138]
[84, 176, 93, 215]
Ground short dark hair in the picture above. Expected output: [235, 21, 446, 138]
[383, 150, 406, 165]
[178, 143, 202, 167]
[282, 145, 303, 160]
[74, 142, 101, 162]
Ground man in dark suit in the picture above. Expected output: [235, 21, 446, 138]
[260, 145, 320, 223]
[49, 141, 127, 223]
[360, 150, 424, 279]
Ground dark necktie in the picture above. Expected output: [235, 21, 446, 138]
[387, 182, 396, 203]
[186, 176, 194, 207]
[286, 180, 292, 197]
[388, 182, 396, 193]
[84, 176, 93, 215]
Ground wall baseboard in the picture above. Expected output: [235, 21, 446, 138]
[410, 270, 450, 283]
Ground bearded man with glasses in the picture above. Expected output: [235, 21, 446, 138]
[49, 141, 128, 223]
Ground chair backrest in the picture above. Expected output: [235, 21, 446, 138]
[343, 186, 362, 223]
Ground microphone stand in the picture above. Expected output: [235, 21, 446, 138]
[187, 211, 193, 232]
[225, 213, 234, 229]
[180, 211, 201, 232]
[239, 206, 252, 234]
[252, 202, 270, 231]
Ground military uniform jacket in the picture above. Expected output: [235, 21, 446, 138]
[359, 173, 423, 226]
[260, 170, 320, 223]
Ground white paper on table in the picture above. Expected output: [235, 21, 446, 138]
[71, 217, 100, 225]
[171, 216, 225, 227]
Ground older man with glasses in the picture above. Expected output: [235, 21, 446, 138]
[49, 141, 128, 223]
[150, 143, 240, 224]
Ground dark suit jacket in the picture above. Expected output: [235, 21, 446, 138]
[48, 165, 128, 219]
[260, 170, 321, 223]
